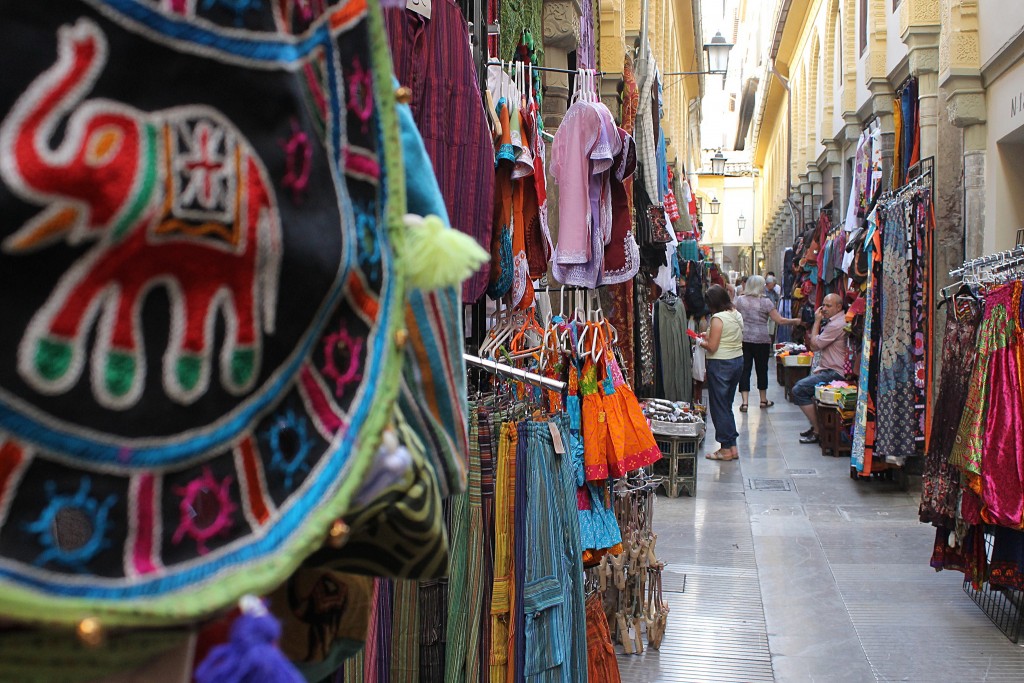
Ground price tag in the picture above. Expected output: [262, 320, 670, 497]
[548, 421, 566, 455]
[407, 0, 431, 19]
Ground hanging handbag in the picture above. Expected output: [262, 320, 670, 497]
[648, 205, 672, 243]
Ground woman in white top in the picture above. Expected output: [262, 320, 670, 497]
[697, 285, 744, 461]
[734, 275, 801, 412]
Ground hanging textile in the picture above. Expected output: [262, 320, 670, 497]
[499, 0, 543, 62]
[550, 97, 621, 288]
[920, 300, 981, 528]
[874, 201, 917, 460]
[654, 296, 693, 402]
[386, 0, 495, 302]
[851, 218, 880, 474]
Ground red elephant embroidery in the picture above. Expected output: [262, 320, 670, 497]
[0, 19, 282, 408]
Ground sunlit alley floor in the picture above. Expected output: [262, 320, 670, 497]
[617, 383, 1024, 682]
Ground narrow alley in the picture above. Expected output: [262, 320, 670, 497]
[618, 384, 1024, 682]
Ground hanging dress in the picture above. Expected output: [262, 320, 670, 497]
[604, 349, 661, 474]
[488, 100, 515, 299]
[979, 282, 1024, 528]
[919, 299, 982, 528]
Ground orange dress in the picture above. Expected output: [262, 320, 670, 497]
[580, 356, 611, 481]
[604, 350, 661, 475]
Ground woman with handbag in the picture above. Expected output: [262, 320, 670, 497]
[734, 275, 801, 411]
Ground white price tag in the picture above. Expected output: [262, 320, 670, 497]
[548, 421, 566, 455]
[407, 0, 431, 19]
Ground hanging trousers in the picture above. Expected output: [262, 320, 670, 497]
[490, 423, 518, 683]
[445, 406, 486, 682]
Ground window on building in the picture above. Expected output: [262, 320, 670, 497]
[860, 0, 868, 56]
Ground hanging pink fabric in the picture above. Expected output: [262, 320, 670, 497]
[980, 283, 1024, 528]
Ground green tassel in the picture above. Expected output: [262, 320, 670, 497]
[403, 214, 489, 291]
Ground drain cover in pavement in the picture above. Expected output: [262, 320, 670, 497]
[748, 478, 793, 491]
[788, 469, 818, 476]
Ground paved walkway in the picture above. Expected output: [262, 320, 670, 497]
[618, 382, 1024, 682]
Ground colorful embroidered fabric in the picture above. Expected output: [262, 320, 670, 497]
[948, 285, 1013, 487]
[0, 0, 414, 626]
[874, 202, 917, 460]
[851, 221, 879, 474]
[978, 283, 1024, 528]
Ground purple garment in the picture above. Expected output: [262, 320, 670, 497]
[551, 101, 620, 287]
[578, 0, 595, 69]
[385, 0, 495, 302]
[551, 102, 603, 265]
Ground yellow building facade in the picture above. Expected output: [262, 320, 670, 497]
[748, 0, 1017, 287]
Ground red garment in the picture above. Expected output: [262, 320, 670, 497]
[603, 128, 639, 283]
[385, 0, 495, 302]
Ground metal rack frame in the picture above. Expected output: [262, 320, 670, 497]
[962, 529, 1024, 643]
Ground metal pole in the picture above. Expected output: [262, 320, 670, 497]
[463, 354, 567, 392]
[640, 0, 650, 59]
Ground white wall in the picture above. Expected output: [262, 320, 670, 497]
[886, 3, 908, 76]
[719, 177, 757, 245]
[979, 2, 1024, 69]
[984, 57, 1024, 252]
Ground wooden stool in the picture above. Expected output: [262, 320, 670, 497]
[815, 400, 852, 457]
[653, 434, 703, 497]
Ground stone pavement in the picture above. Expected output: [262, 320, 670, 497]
[617, 383, 1024, 682]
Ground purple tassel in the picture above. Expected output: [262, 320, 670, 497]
[195, 596, 304, 683]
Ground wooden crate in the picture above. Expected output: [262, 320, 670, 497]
[815, 400, 852, 457]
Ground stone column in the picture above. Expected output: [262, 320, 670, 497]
[598, 0, 625, 119]
[798, 173, 811, 225]
[822, 140, 843, 212]
[941, 0, 986, 258]
[807, 166, 823, 218]
[541, 0, 582, 130]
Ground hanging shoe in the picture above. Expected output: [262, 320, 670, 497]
[617, 612, 634, 654]
[630, 616, 644, 654]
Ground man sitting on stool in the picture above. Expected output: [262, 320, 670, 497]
[794, 293, 847, 445]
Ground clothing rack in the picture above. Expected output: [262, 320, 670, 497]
[949, 245, 1024, 278]
[878, 169, 932, 204]
[486, 60, 606, 77]
[464, 353, 566, 392]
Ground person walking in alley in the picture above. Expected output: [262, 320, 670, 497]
[734, 275, 801, 412]
[698, 285, 744, 461]
[791, 293, 848, 444]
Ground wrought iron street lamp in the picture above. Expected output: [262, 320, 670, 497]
[704, 31, 733, 75]
[661, 30, 734, 77]
[710, 150, 727, 176]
